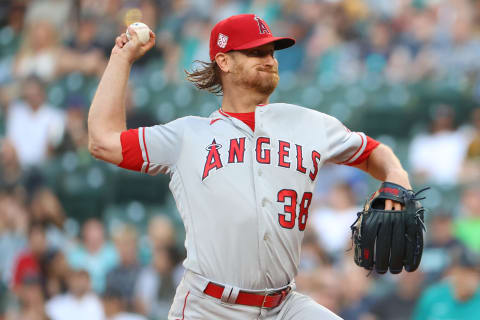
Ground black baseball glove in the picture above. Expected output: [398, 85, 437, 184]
[350, 182, 429, 274]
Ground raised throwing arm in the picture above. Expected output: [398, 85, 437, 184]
[87, 27, 155, 164]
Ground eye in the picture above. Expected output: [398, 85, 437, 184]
[248, 50, 260, 57]
[244, 48, 275, 58]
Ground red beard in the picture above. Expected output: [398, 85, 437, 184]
[232, 64, 279, 95]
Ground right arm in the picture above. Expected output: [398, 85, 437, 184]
[88, 28, 155, 164]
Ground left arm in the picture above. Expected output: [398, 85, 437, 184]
[353, 143, 411, 209]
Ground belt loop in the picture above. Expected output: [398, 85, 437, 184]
[260, 288, 268, 309]
[227, 287, 240, 304]
[221, 285, 233, 303]
[289, 282, 296, 292]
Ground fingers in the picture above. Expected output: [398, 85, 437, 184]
[385, 199, 393, 210]
[115, 33, 129, 48]
[112, 28, 156, 62]
[385, 200, 403, 211]
[127, 26, 137, 41]
[124, 27, 155, 47]
[143, 30, 156, 50]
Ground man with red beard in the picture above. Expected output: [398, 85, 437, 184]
[88, 14, 410, 320]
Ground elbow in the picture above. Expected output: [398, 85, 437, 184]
[88, 137, 103, 160]
[87, 123, 107, 159]
[87, 131, 123, 164]
[87, 130, 108, 160]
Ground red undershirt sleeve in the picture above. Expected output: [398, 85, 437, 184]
[118, 128, 143, 171]
[346, 136, 380, 166]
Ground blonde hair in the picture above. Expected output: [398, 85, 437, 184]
[185, 60, 223, 96]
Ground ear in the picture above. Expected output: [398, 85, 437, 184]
[215, 53, 231, 73]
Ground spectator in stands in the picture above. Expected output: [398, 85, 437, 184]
[45, 269, 104, 320]
[43, 250, 70, 300]
[459, 107, 480, 184]
[13, 17, 106, 82]
[66, 14, 102, 53]
[2, 2, 27, 37]
[54, 95, 90, 155]
[310, 182, 360, 261]
[23, 0, 74, 33]
[67, 218, 118, 294]
[297, 266, 342, 316]
[11, 222, 48, 293]
[6, 76, 65, 168]
[104, 286, 147, 320]
[408, 104, 469, 185]
[0, 190, 28, 285]
[360, 20, 394, 74]
[454, 183, 480, 253]
[422, 210, 467, 285]
[367, 271, 425, 320]
[135, 217, 182, 319]
[0, 139, 22, 188]
[338, 256, 375, 320]
[0, 1, 26, 86]
[134, 244, 180, 319]
[12, 19, 61, 82]
[29, 187, 67, 250]
[412, 247, 480, 320]
[141, 215, 177, 265]
[298, 230, 330, 272]
[6, 275, 49, 320]
[125, 86, 156, 130]
[105, 224, 141, 310]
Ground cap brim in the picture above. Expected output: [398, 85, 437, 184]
[233, 36, 295, 51]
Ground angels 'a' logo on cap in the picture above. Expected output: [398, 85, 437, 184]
[217, 33, 228, 48]
[254, 16, 270, 35]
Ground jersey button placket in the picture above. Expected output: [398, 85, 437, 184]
[253, 107, 269, 279]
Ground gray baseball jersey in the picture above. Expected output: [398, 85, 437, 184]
[119, 103, 376, 291]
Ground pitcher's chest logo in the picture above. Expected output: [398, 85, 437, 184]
[202, 139, 223, 180]
[202, 137, 321, 182]
[202, 138, 245, 180]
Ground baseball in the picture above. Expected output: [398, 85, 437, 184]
[126, 22, 151, 44]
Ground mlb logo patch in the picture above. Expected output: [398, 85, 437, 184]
[217, 33, 228, 48]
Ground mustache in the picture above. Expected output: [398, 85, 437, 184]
[257, 66, 278, 74]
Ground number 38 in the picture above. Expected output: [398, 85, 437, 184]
[277, 189, 313, 231]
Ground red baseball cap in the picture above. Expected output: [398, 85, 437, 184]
[209, 14, 295, 61]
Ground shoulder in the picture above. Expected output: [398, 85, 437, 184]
[7, 101, 28, 116]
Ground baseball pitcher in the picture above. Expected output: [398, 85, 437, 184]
[88, 14, 426, 320]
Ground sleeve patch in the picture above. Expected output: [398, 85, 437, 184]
[347, 136, 380, 166]
[118, 128, 144, 171]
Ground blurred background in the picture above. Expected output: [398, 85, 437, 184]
[1, 0, 480, 319]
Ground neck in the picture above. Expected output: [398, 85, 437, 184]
[221, 87, 269, 113]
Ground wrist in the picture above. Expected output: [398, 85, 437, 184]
[385, 168, 411, 189]
[110, 50, 134, 66]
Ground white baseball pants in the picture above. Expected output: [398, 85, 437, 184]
[168, 270, 342, 320]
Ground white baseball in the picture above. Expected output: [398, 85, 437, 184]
[126, 22, 151, 44]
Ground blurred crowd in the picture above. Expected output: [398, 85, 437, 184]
[1, 0, 480, 319]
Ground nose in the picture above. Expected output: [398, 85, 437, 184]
[263, 54, 276, 67]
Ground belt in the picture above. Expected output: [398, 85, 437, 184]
[203, 282, 291, 308]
